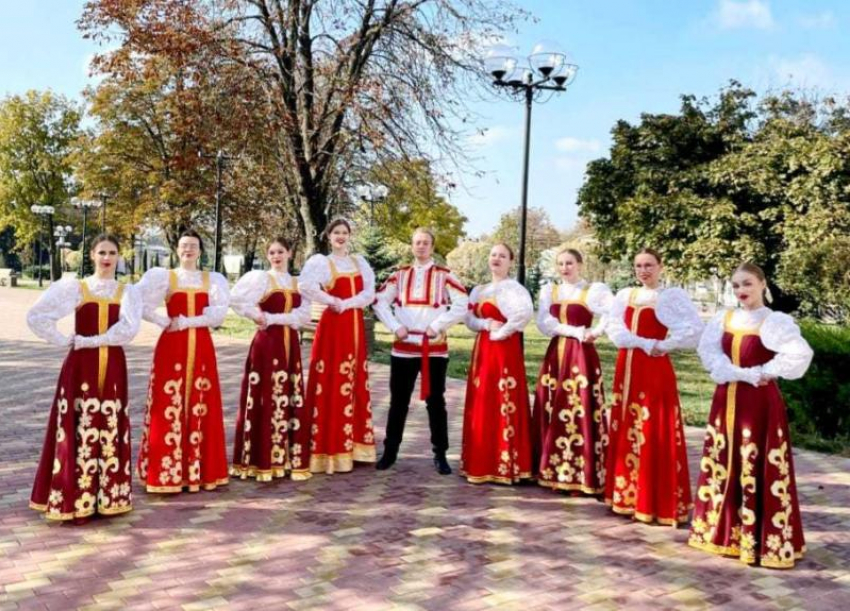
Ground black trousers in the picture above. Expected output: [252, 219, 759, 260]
[384, 355, 449, 455]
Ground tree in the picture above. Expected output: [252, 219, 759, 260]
[577, 82, 850, 316]
[0, 91, 81, 279]
[354, 225, 396, 286]
[491, 206, 563, 266]
[446, 239, 491, 288]
[80, 0, 527, 255]
[365, 158, 466, 257]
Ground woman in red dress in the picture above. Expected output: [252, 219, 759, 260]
[27, 234, 142, 521]
[461, 243, 535, 484]
[604, 248, 703, 525]
[689, 263, 812, 568]
[230, 237, 312, 481]
[533, 248, 613, 495]
[299, 218, 376, 475]
[136, 230, 231, 493]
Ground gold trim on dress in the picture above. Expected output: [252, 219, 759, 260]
[461, 471, 536, 485]
[144, 476, 229, 494]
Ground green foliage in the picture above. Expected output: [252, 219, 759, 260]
[490, 206, 562, 266]
[578, 82, 850, 318]
[367, 159, 467, 257]
[445, 239, 491, 288]
[780, 323, 850, 454]
[354, 225, 396, 286]
[0, 90, 81, 254]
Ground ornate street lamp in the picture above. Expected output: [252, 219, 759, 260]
[356, 184, 390, 227]
[484, 41, 579, 286]
[54, 225, 73, 273]
[30, 204, 55, 287]
[72, 198, 102, 276]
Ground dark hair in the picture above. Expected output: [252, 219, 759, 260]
[557, 247, 584, 264]
[89, 232, 121, 252]
[267, 236, 293, 251]
[324, 218, 352, 238]
[178, 229, 205, 253]
[492, 242, 515, 261]
[635, 247, 662, 264]
[734, 262, 766, 282]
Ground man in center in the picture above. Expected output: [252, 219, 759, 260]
[373, 228, 469, 474]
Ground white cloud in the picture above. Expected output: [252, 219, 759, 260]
[468, 125, 515, 147]
[798, 11, 836, 29]
[555, 137, 602, 154]
[717, 0, 774, 30]
[770, 54, 833, 89]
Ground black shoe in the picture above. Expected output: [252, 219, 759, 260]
[433, 454, 452, 475]
[376, 452, 397, 470]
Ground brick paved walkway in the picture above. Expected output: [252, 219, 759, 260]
[1, 286, 849, 610]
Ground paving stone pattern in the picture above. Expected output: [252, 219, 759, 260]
[1, 287, 849, 610]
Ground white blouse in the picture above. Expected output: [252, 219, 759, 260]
[230, 269, 311, 329]
[536, 280, 613, 341]
[298, 253, 376, 310]
[607, 286, 703, 354]
[465, 279, 534, 341]
[698, 307, 813, 386]
[26, 276, 143, 348]
[136, 267, 230, 330]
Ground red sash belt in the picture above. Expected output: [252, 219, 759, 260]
[407, 331, 431, 400]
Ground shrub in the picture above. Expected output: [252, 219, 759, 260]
[781, 322, 850, 455]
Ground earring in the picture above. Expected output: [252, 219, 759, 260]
[764, 287, 773, 304]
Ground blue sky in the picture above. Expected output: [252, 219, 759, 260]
[2, 1, 849, 236]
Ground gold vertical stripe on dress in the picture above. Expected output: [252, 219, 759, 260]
[717, 310, 742, 535]
[283, 289, 292, 364]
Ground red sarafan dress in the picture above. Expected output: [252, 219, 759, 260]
[461, 279, 535, 484]
[533, 280, 613, 494]
[689, 307, 813, 568]
[605, 287, 703, 525]
[137, 268, 230, 493]
[230, 270, 312, 481]
[26, 277, 142, 520]
[299, 254, 376, 474]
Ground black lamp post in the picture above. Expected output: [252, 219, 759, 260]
[72, 198, 101, 277]
[199, 150, 233, 274]
[30, 205, 55, 287]
[356, 184, 389, 227]
[484, 42, 579, 286]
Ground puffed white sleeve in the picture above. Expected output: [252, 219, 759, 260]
[26, 278, 81, 346]
[490, 281, 533, 341]
[372, 270, 401, 333]
[176, 272, 230, 330]
[760, 313, 813, 380]
[136, 268, 171, 328]
[464, 285, 489, 333]
[697, 312, 762, 386]
[605, 289, 655, 353]
[342, 255, 376, 309]
[265, 284, 313, 329]
[587, 282, 614, 337]
[536, 284, 560, 338]
[230, 270, 268, 321]
[298, 255, 337, 306]
[655, 288, 704, 352]
[429, 272, 469, 335]
[74, 284, 143, 348]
